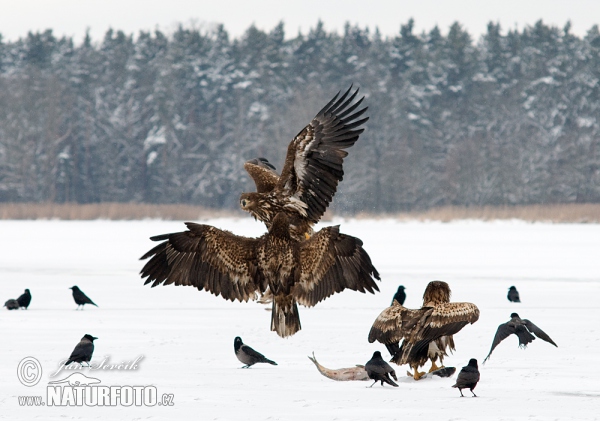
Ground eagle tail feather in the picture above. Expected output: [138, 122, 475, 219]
[271, 298, 301, 338]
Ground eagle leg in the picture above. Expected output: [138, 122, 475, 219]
[406, 364, 426, 380]
[428, 360, 441, 373]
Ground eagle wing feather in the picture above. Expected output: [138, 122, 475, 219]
[276, 86, 368, 224]
[140, 222, 263, 302]
[292, 226, 380, 307]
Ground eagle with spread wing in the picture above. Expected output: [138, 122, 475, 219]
[240, 86, 368, 241]
[483, 312, 557, 364]
[140, 212, 380, 338]
[368, 280, 479, 380]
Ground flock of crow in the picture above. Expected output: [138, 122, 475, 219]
[4, 286, 97, 310]
[5, 87, 558, 397]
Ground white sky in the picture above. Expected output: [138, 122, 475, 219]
[1, 0, 599, 43]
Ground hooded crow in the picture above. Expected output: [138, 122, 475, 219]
[4, 299, 19, 310]
[65, 334, 98, 366]
[234, 337, 277, 368]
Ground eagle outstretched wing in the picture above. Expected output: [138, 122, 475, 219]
[139, 223, 264, 302]
[292, 225, 380, 307]
[369, 302, 479, 364]
[244, 157, 279, 194]
[368, 301, 421, 345]
[277, 86, 368, 223]
[402, 303, 480, 362]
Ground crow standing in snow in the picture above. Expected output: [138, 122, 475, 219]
[17, 289, 32, 309]
[234, 337, 277, 368]
[4, 299, 19, 310]
[365, 351, 398, 387]
[483, 312, 557, 363]
[391, 285, 406, 306]
[507, 286, 520, 303]
[65, 334, 98, 366]
[452, 358, 480, 397]
[70, 286, 98, 309]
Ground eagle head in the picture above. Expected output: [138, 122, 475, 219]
[422, 280, 451, 307]
[240, 192, 274, 224]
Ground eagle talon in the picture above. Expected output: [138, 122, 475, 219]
[407, 369, 426, 380]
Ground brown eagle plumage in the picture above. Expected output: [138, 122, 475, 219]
[240, 86, 368, 241]
[368, 280, 479, 380]
[140, 213, 380, 338]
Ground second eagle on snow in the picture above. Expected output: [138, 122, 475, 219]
[368, 280, 479, 380]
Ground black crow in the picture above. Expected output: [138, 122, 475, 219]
[4, 299, 19, 310]
[391, 285, 406, 306]
[507, 286, 520, 303]
[365, 351, 398, 387]
[65, 334, 98, 366]
[452, 358, 480, 397]
[70, 286, 98, 309]
[17, 289, 32, 309]
[234, 337, 277, 368]
[483, 312, 557, 363]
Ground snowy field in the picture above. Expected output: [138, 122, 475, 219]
[0, 218, 599, 420]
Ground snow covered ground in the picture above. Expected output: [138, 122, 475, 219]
[1, 218, 598, 420]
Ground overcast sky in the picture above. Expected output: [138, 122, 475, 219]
[1, 0, 598, 43]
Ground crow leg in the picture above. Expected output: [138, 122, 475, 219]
[368, 380, 377, 388]
[471, 390, 477, 397]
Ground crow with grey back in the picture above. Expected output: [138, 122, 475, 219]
[4, 299, 19, 310]
[70, 286, 98, 309]
[365, 351, 398, 387]
[507, 286, 520, 303]
[483, 312, 557, 363]
[452, 358, 480, 397]
[391, 285, 406, 305]
[234, 337, 277, 368]
[65, 334, 97, 366]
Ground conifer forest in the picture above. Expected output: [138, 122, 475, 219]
[0, 19, 599, 213]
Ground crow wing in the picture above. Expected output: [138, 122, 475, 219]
[244, 158, 279, 193]
[292, 225, 379, 307]
[241, 344, 269, 361]
[140, 223, 264, 302]
[74, 290, 96, 306]
[483, 320, 535, 363]
[68, 341, 94, 363]
[523, 319, 557, 347]
[454, 366, 480, 388]
[276, 86, 368, 223]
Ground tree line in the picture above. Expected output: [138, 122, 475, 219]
[0, 19, 599, 213]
